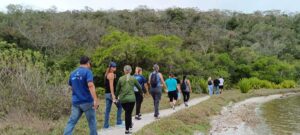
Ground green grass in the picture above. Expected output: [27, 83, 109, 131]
[0, 93, 201, 135]
[135, 88, 300, 135]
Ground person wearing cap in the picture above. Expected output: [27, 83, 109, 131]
[64, 56, 99, 135]
[115, 65, 143, 134]
[103, 62, 124, 129]
[148, 64, 166, 119]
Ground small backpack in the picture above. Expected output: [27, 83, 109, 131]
[150, 72, 159, 88]
[181, 79, 187, 91]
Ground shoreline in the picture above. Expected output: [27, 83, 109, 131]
[209, 92, 298, 135]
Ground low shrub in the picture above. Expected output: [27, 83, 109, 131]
[238, 78, 252, 93]
[199, 79, 208, 94]
[279, 80, 296, 88]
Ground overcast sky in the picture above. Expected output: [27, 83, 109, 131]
[1, 0, 299, 13]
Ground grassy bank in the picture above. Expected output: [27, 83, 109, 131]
[0, 93, 201, 135]
[135, 88, 300, 135]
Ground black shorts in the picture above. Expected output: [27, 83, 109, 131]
[168, 91, 178, 102]
[219, 85, 224, 89]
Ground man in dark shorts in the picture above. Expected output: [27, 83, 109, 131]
[219, 77, 224, 94]
[165, 73, 178, 110]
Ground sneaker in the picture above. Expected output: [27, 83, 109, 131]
[135, 116, 142, 120]
[129, 123, 134, 131]
[138, 114, 142, 117]
[184, 102, 188, 107]
[125, 130, 132, 134]
[172, 105, 175, 110]
[116, 123, 125, 128]
[102, 127, 110, 131]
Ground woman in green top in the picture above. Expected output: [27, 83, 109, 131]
[116, 65, 143, 134]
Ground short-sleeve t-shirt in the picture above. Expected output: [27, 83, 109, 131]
[165, 78, 177, 92]
[219, 78, 224, 86]
[69, 67, 94, 105]
[133, 74, 147, 93]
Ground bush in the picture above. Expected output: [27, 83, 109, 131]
[96, 87, 106, 97]
[260, 80, 274, 89]
[238, 78, 252, 93]
[248, 77, 261, 89]
[0, 44, 69, 120]
[199, 79, 208, 94]
[279, 80, 296, 88]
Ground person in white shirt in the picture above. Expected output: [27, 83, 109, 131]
[219, 77, 224, 94]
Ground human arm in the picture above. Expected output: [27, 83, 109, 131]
[88, 82, 99, 109]
[134, 79, 143, 95]
[159, 73, 167, 93]
[87, 71, 98, 109]
[107, 73, 116, 100]
[115, 78, 121, 98]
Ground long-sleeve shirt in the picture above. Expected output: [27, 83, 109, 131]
[116, 74, 143, 103]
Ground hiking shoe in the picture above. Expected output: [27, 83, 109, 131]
[135, 116, 142, 120]
[116, 123, 125, 128]
[125, 130, 132, 134]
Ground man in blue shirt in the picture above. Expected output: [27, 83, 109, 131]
[133, 67, 148, 120]
[64, 56, 99, 135]
[165, 73, 178, 110]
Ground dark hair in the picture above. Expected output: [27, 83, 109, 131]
[183, 75, 187, 81]
[169, 73, 174, 77]
[80, 56, 90, 65]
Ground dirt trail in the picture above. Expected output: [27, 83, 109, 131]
[98, 96, 210, 135]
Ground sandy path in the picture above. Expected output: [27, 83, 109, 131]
[98, 96, 210, 135]
[209, 93, 296, 135]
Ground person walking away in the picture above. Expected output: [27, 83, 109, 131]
[207, 77, 214, 96]
[165, 73, 178, 110]
[133, 67, 148, 120]
[103, 62, 124, 129]
[219, 77, 224, 94]
[148, 64, 166, 119]
[64, 56, 99, 135]
[213, 78, 220, 95]
[116, 65, 143, 134]
[181, 75, 192, 107]
[173, 74, 181, 100]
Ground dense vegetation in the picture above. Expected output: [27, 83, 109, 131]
[0, 4, 300, 131]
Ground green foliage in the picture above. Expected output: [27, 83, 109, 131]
[238, 77, 297, 93]
[238, 78, 252, 93]
[199, 79, 208, 94]
[0, 41, 69, 120]
[96, 87, 106, 97]
[92, 30, 201, 85]
[279, 80, 296, 88]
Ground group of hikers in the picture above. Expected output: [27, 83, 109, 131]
[207, 77, 224, 96]
[63, 56, 222, 135]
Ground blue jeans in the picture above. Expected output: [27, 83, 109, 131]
[208, 85, 213, 96]
[103, 93, 123, 128]
[64, 102, 97, 135]
[214, 86, 220, 95]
